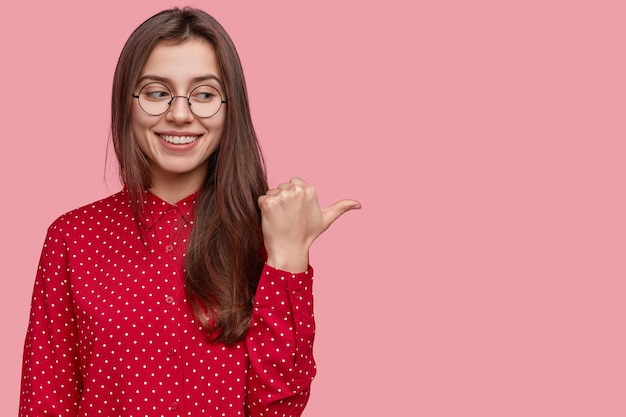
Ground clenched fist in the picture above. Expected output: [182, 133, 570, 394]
[257, 177, 361, 272]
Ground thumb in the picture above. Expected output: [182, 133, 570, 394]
[321, 199, 362, 230]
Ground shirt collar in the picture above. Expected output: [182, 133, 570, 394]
[139, 189, 198, 230]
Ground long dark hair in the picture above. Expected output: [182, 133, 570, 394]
[111, 7, 268, 344]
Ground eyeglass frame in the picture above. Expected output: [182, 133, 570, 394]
[132, 82, 228, 118]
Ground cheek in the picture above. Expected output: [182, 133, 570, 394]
[131, 107, 150, 131]
[130, 130, 151, 160]
[201, 114, 226, 140]
[215, 110, 228, 132]
[130, 112, 153, 144]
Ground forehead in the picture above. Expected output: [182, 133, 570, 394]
[140, 38, 221, 82]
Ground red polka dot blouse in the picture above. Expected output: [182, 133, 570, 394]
[19, 190, 316, 417]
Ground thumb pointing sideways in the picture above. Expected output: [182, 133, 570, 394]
[321, 199, 362, 231]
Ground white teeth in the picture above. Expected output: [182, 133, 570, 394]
[160, 135, 199, 144]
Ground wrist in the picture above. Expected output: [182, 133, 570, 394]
[265, 249, 309, 274]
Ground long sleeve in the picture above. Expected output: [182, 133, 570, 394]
[19, 225, 82, 417]
[245, 264, 316, 417]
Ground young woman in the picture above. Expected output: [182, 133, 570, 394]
[19, 7, 359, 417]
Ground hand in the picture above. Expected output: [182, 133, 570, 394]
[257, 177, 361, 273]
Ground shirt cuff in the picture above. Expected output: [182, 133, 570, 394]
[256, 264, 315, 311]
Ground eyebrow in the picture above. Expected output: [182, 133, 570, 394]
[137, 74, 224, 88]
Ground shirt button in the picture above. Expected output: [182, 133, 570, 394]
[165, 244, 174, 253]
[167, 348, 176, 356]
[169, 401, 178, 411]
[168, 207, 177, 214]
[165, 296, 174, 304]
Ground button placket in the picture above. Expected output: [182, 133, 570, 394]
[165, 206, 182, 256]
[143, 196, 190, 414]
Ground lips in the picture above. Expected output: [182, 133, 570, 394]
[159, 134, 201, 145]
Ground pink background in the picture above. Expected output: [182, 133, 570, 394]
[2, 0, 625, 415]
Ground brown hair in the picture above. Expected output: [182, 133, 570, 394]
[111, 7, 268, 344]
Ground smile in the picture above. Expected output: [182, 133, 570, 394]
[159, 134, 201, 145]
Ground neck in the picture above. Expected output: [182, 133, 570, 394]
[148, 171, 205, 204]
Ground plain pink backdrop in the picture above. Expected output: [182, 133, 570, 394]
[2, 1, 625, 416]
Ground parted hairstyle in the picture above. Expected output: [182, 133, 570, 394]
[111, 7, 268, 344]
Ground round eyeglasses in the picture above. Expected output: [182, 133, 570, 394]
[132, 82, 227, 118]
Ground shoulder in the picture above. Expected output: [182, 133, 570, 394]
[47, 190, 134, 238]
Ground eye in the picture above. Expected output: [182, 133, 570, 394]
[140, 83, 171, 101]
[195, 92, 214, 100]
[146, 91, 170, 99]
[190, 85, 220, 103]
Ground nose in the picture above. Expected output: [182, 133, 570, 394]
[165, 96, 195, 123]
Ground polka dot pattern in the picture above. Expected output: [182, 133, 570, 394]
[19, 190, 316, 417]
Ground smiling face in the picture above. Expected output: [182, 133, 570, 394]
[131, 38, 226, 198]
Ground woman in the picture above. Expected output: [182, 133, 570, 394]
[19, 7, 359, 417]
